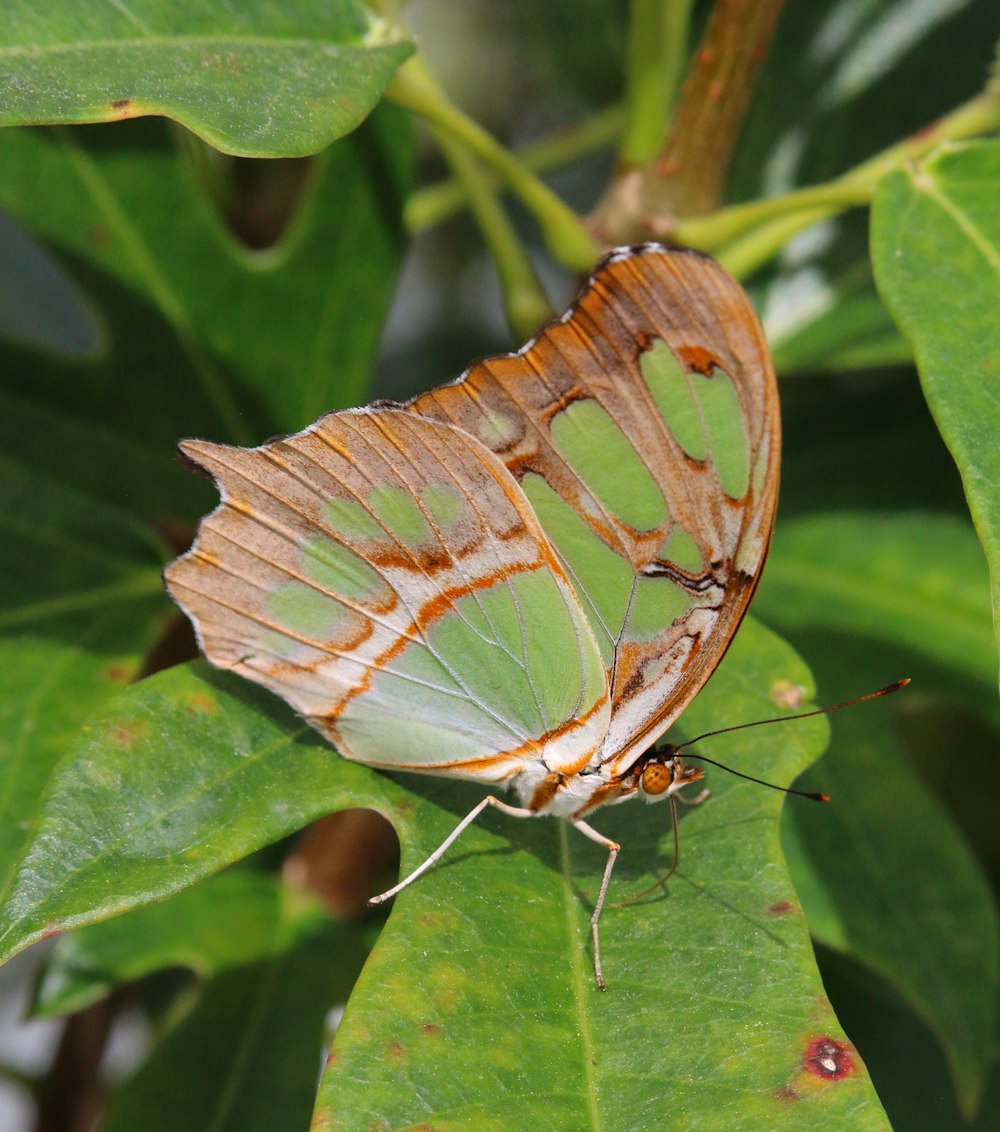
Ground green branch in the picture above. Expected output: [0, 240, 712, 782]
[387, 59, 600, 270]
[432, 131, 553, 340]
[674, 86, 1000, 276]
[405, 105, 623, 234]
[619, 0, 694, 165]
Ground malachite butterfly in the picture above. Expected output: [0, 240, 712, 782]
[165, 243, 780, 988]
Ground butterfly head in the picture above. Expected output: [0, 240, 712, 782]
[635, 746, 705, 803]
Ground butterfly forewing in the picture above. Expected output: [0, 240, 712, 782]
[406, 246, 780, 771]
[165, 410, 610, 780]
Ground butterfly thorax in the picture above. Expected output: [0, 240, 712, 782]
[512, 743, 703, 819]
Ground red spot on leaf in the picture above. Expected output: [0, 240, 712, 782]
[420, 1022, 440, 1036]
[110, 99, 133, 116]
[804, 1036, 856, 1080]
[698, 49, 715, 66]
[769, 901, 794, 915]
[386, 1040, 405, 1060]
[104, 663, 131, 683]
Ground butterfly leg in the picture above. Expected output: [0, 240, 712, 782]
[571, 819, 622, 991]
[369, 795, 534, 906]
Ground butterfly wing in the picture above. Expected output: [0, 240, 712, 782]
[406, 245, 779, 773]
[165, 410, 610, 782]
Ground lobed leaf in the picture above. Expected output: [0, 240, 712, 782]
[758, 511, 1000, 1114]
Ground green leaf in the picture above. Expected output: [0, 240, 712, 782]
[32, 871, 337, 1018]
[758, 512, 996, 697]
[317, 621, 890, 1130]
[783, 720, 998, 1118]
[0, 621, 891, 1125]
[0, 111, 412, 451]
[757, 512, 1000, 1114]
[0, 449, 168, 905]
[0, 2, 413, 156]
[818, 949, 1000, 1132]
[0, 661, 399, 965]
[102, 913, 365, 1132]
[871, 140, 1000, 673]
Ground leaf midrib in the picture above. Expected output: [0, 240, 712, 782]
[558, 820, 602, 1132]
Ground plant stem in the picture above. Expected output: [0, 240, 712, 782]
[433, 130, 553, 340]
[619, 0, 694, 166]
[646, 0, 786, 219]
[405, 105, 623, 234]
[590, 0, 785, 242]
[386, 59, 600, 270]
[677, 85, 1000, 277]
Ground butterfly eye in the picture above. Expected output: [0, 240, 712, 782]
[640, 761, 676, 797]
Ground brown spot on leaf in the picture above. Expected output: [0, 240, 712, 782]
[110, 98, 133, 116]
[185, 692, 217, 715]
[309, 1107, 333, 1131]
[708, 81, 724, 100]
[804, 1036, 856, 1079]
[420, 1023, 440, 1037]
[769, 901, 794, 915]
[386, 1040, 405, 1060]
[111, 720, 149, 750]
[86, 225, 109, 246]
[104, 664, 131, 684]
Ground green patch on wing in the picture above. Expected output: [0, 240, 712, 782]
[301, 535, 381, 599]
[659, 525, 703, 572]
[521, 473, 633, 664]
[641, 341, 750, 499]
[421, 482, 468, 529]
[624, 577, 694, 640]
[549, 399, 666, 532]
[336, 568, 607, 767]
[265, 582, 348, 638]
[322, 497, 384, 542]
[369, 484, 433, 544]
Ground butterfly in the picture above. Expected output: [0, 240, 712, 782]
[165, 243, 780, 988]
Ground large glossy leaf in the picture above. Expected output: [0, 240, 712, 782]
[0, 621, 890, 1126]
[757, 512, 1000, 1115]
[0, 109, 411, 997]
[0, 450, 168, 904]
[758, 512, 996, 698]
[31, 871, 340, 1018]
[317, 621, 889, 1130]
[871, 141, 1000, 671]
[818, 948, 1000, 1132]
[0, 111, 412, 452]
[102, 911, 366, 1132]
[0, 2, 412, 156]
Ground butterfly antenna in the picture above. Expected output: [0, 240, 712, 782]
[674, 678, 911, 802]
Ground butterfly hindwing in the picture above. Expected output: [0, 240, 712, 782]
[165, 410, 610, 781]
